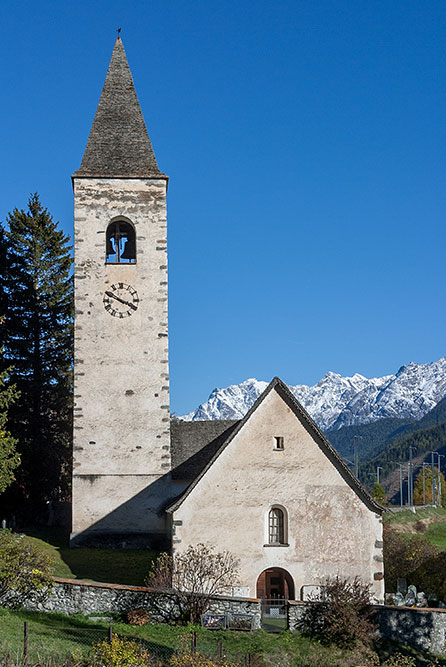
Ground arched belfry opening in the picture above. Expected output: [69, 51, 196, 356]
[106, 220, 136, 263]
[256, 567, 295, 600]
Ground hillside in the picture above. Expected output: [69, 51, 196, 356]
[384, 506, 446, 551]
[328, 396, 446, 462]
[359, 421, 446, 501]
[327, 417, 413, 460]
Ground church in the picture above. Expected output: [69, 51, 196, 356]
[71, 37, 384, 603]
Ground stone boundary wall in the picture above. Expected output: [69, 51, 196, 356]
[376, 605, 446, 656]
[288, 601, 446, 656]
[25, 578, 262, 629]
[22, 579, 446, 655]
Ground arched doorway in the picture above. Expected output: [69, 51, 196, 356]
[256, 567, 295, 601]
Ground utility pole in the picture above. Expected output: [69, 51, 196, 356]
[438, 454, 445, 507]
[408, 446, 416, 507]
[377, 466, 383, 485]
[394, 463, 405, 507]
[431, 452, 438, 506]
[422, 462, 430, 506]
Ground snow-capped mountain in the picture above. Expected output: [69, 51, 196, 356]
[180, 357, 446, 431]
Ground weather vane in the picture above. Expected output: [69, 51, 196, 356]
[117, 27, 121, 36]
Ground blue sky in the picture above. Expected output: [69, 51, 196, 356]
[1, 1, 445, 414]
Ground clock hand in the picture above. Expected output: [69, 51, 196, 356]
[105, 291, 137, 310]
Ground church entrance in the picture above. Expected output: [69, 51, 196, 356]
[256, 568, 294, 632]
[256, 567, 295, 600]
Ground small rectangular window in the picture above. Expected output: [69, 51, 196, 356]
[274, 436, 284, 450]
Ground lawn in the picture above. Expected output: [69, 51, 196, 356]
[21, 527, 158, 586]
[384, 507, 446, 551]
[0, 608, 442, 666]
[385, 507, 446, 526]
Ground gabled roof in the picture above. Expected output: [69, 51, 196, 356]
[170, 419, 240, 480]
[167, 377, 384, 514]
[73, 37, 167, 179]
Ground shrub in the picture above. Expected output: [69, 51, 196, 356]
[0, 529, 53, 607]
[126, 608, 151, 626]
[146, 544, 239, 624]
[86, 635, 156, 666]
[381, 653, 416, 667]
[300, 576, 374, 648]
[383, 523, 441, 594]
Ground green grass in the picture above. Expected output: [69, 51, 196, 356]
[384, 507, 446, 525]
[20, 527, 158, 586]
[384, 507, 446, 552]
[383, 506, 446, 556]
[0, 608, 442, 666]
[422, 522, 446, 550]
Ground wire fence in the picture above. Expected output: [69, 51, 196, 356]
[0, 623, 255, 665]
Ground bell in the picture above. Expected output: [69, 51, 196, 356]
[106, 237, 115, 256]
[121, 236, 136, 260]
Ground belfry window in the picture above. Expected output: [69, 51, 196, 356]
[268, 508, 285, 544]
[106, 221, 136, 263]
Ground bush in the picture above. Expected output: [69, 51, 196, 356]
[126, 608, 151, 626]
[0, 529, 53, 607]
[381, 653, 416, 667]
[146, 544, 239, 624]
[300, 576, 374, 648]
[383, 523, 441, 594]
[86, 635, 156, 666]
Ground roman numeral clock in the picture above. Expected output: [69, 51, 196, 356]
[103, 283, 139, 318]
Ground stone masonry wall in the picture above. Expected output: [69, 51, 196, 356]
[377, 605, 446, 656]
[72, 177, 171, 545]
[24, 578, 261, 629]
[21, 579, 446, 655]
[288, 601, 446, 655]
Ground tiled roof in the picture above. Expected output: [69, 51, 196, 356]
[73, 38, 166, 179]
[170, 419, 240, 480]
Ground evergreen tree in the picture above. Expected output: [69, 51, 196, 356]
[413, 466, 446, 507]
[372, 482, 387, 505]
[0, 229, 8, 348]
[1, 194, 73, 510]
[0, 336, 20, 494]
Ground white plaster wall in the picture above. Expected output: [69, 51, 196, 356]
[72, 177, 171, 537]
[172, 389, 384, 601]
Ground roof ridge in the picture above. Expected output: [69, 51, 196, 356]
[167, 377, 383, 514]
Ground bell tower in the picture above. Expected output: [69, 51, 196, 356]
[71, 38, 171, 547]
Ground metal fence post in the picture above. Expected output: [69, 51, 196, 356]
[191, 630, 197, 654]
[217, 641, 222, 659]
[108, 625, 113, 643]
[245, 653, 251, 666]
[23, 621, 28, 664]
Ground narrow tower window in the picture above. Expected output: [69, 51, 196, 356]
[106, 221, 136, 263]
[268, 508, 285, 544]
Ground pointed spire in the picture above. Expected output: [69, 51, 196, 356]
[74, 38, 166, 179]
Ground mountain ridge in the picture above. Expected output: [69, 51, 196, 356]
[180, 357, 446, 432]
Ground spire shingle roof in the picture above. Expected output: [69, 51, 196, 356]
[74, 38, 166, 179]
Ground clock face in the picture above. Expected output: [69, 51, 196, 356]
[103, 283, 139, 318]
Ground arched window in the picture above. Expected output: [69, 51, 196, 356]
[106, 220, 136, 263]
[268, 507, 285, 544]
